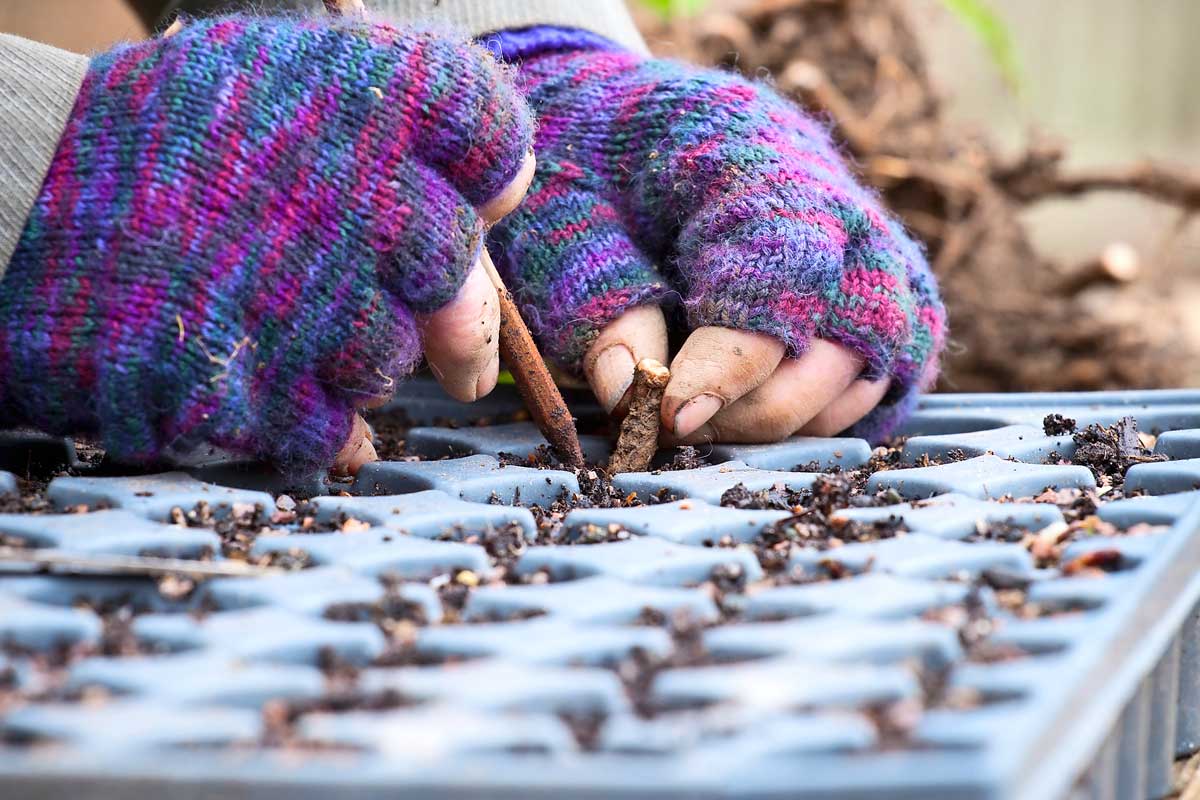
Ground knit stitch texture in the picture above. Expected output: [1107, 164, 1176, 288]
[0, 15, 534, 472]
[486, 27, 946, 441]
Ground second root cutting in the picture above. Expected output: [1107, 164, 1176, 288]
[608, 358, 671, 474]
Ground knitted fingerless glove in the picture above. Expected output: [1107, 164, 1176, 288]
[485, 28, 945, 441]
[0, 16, 533, 472]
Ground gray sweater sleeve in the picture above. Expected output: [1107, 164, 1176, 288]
[0, 35, 89, 278]
[165, 0, 649, 54]
[0, 0, 644, 279]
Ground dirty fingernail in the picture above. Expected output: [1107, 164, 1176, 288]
[355, 436, 378, 468]
[592, 344, 636, 413]
[331, 434, 376, 479]
[673, 393, 724, 438]
[476, 353, 500, 399]
[332, 419, 378, 477]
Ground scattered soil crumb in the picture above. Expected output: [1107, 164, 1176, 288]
[1043, 414, 1077, 436]
[0, 477, 96, 515]
[659, 446, 710, 472]
[1070, 416, 1166, 484]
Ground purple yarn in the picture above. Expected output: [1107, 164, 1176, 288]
[486, 26, 947, 441]
[0, 16, 534, 473]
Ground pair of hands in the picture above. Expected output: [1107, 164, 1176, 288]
[0, 17, 942, 476]
[365, 167, 887, 475]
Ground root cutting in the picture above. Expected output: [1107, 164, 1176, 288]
[608, 358, 670, 474]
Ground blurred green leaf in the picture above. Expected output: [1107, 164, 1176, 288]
[940, 0, 1022, 93]
[638, 0, 711, 20]
[497, 370, 516, 386]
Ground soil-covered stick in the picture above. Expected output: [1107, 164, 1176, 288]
[480, 252, 586, 469]
[609, 358, 670, 474]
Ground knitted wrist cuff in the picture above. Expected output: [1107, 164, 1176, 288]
[1, 16, 533, 472]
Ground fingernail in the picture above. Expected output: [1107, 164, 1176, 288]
[352, 413, 374, 443]
[673, 393, 724, 438]
[476, 353, 500, 399]
[592, 344, 636, 413]
[355, 437, 378, 471]
[332, 434, 376, 477]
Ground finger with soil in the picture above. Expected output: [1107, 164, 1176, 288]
[332, 413, 377, 476]
[797, 376, 891, 436]
[418, 258, 502, 402]
[669, 339, 861, 445]
[663, 327, 784, 438]
[583, 306, 670, 416]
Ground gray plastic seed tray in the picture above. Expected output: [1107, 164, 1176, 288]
[1, 384, 1200, 800]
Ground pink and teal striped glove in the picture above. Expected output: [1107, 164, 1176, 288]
[486, 28, 945, 442]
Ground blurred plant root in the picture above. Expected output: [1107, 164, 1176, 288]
[636, 0, 1200, 392]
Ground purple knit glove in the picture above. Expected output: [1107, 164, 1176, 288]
[485, 28, 945, 440]
[0, 16, 533, 473]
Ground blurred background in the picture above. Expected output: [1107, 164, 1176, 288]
[4, 0, 1198, 394]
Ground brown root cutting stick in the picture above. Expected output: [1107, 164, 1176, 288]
[322, 0, 586, 470]
[480, 252, 586, 469]
[608, 358, 670, 474]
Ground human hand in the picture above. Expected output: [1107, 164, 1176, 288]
[486, 28, 945, 444]
[0, 16, 534, 475]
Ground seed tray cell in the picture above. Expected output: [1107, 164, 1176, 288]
[612, 461, 821, 504]
[406, 421, 615, 464]
[305, 489, 537, 539]
[1099, 490, 1200, 527]
[462, 576, 720, 625]
[514, 536, 765, 586]
[250, 528, 492, 578]
[901, 424, 1077, 463]
[740, 572, 971, 621]
[0, 593, 102, 651]
[413, 618, 677, 667]
[130, 606, 388, 665]
[900, 389, 1200, 436]
[831, 492, 1063, 540]
[1156, 430, 1200, 460]
[0, 509, 219, 558]
[353, 454, 579, 505]
[787, 531, 1034, 580]
[706, 436, 873, 470]
[866, 454, 1097, 500]
[564, 500, 791, 546]
[66, 653, 329, 709]
[48, 472, 275, 520]
[1125, 458, 1200, 495]
[3, 386, 1200, 800]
